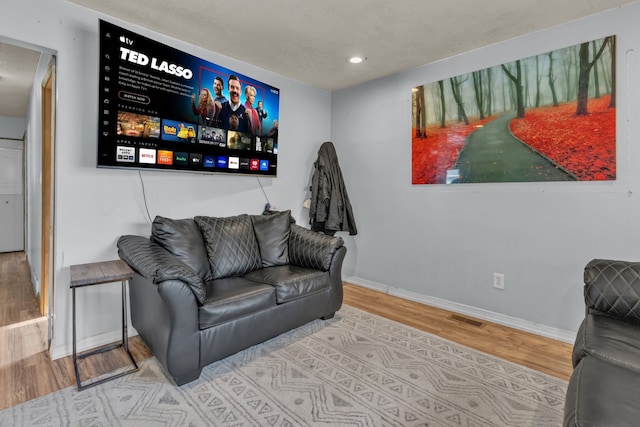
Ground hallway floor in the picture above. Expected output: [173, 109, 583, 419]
[0, 251, 150, 410]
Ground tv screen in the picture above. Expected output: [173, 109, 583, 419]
[97, 20, 280, 176]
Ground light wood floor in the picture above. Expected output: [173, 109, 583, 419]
[0, 251, 573, 411]
[0, 252, 152, 411]
[343, 283, 573, 380]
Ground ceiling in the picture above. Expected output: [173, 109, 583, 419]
[0, 42, 41, 118]
[1, 0, 638, 119]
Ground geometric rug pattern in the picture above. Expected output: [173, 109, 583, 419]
[0, 306, 567, 426]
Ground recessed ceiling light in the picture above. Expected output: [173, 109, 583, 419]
[348, 56, 366, 64]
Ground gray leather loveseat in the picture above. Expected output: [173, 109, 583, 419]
[564, 259, 640, 426]
[117, 210, 346, 385]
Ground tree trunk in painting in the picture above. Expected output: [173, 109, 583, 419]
[486, 67, 493, 116]
[576, 37, 610, 116]
[524, 60, 530, 108]
[547, 52, 559, 107]
[576, 43, 591, 115]
[592, 40, 601, 98]
[449, 76, 469, 125]
[501, 60, 525, 118]
[563, 47, 577, 102]
[472, 70, 485, 120]
[610, 36, 616, 108]
[534, 55, 543, 108]
[438, 80, 446, 128]
[414, 85, 426, 138]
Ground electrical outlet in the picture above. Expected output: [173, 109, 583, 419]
[493, 273, 505, 290]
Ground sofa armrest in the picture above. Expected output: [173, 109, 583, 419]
[117, 235, 206, 304]
[327, 245, 347, 314]
[128, 272, 201, 384]
[289, 224, 344, 271]
[584, 259, 640, 321]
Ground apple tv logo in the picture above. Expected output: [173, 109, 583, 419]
[190, 153, 203, 165]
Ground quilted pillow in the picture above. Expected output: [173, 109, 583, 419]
[584, 259, 640, 320]
[251, 210, 291, 267]
[289, 224, 344, 271]
[195, 215, 262, 279]
[151, 216, 212, 281]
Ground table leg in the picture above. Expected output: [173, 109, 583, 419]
[72, 287, 81, 389]
[122, 279, 128, 352]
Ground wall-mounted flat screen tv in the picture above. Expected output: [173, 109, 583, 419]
[97, 20, 280, 176]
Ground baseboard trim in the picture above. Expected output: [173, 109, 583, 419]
[50, 328, 139, 360]
[27, 257, 40, 298]
[345, 276, 576, 344]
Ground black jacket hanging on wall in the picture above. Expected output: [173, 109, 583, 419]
[309, 141, 357, 236]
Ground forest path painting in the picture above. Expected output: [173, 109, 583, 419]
[412, 36, 616, 185]
[454, 112, 573, 183]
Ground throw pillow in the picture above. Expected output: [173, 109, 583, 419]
[194, 215, 262, 279]
[289, 224, 344, 271]
[251, 210, 291, 267]
[151, 216, 212, 281]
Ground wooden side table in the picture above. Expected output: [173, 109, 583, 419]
[70, 260, 138, 390]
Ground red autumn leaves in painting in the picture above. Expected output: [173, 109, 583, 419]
[412, 118, 494, 184]
[509, 96, 615, 181]
[412, 96, 615, 184]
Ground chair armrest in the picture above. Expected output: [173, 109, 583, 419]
[584, 259, 640, 321]
[117, 235, 205, 304]
[289, 224, 344, 271]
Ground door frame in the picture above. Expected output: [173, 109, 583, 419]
[41, 56, 56, 346]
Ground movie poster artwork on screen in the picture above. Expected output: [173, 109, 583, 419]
[98, 20, 280, 176]
[412, 36, 616, 184]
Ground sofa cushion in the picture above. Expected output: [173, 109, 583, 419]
[243, 265, 329, 303]
[198, 277, 276, 329]
[151, 216, 211, 281]
[572, 312, 640, 372]
[195, 215, 262, 279]
[251, 210, 291, 267]
[564, 356, 640, 427]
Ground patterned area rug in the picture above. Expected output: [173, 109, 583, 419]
[0, 306, 567, 426]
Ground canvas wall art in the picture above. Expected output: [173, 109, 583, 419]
[412, 36, 616, 184]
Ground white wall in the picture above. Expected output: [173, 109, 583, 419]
[5, 0, 636, 357]
[0, 116, 26, 139]
[332, 3, 640, 340]
[1, 0, 331, 358]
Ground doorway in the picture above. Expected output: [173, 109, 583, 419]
[0, 37, 57, 351]
[0, 138, 24, 252]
